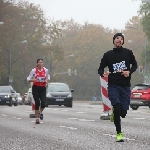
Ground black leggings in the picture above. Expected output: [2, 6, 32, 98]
[32, 85, 46, 110]
[113, 103, 127, 134]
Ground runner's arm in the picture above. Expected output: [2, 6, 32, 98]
[129, 51, 138, 74]
[27, 69, 37, 82]
[98, 53, 108, 77]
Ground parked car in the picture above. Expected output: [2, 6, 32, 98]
[16, 93, 22, 105]
[130, 84, 150, 110]
[0, 85, 17, 106]
[46, 82, 74, 107]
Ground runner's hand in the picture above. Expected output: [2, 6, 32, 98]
[103, 71, 111, 77]
[121, 71, 130, 77]
[45, 79, 49, 84]
[32, 78, 38, 82]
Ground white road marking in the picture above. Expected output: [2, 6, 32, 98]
[59, 126, 77, 130]
[76, 112, 86, 114]
[16, 118, 21, 119]
[62, 110, 68, 111]
[53, 109, 59, 111]
[1, 114, 7, 116]
[78, 119, 95, 122]
[133, 118, 146, 120]
[125, 138, 135, 141]
[78, 119, 86, 121]
[82, 119, 95, 122]
[68, 118, 95, 122]
[30, 121, 43, 123]
[66, 127, 77, 130]
[131, 111, 140, 113]
[67, 118, 78, 120]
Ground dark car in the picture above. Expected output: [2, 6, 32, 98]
[45, 82, 74, 107]
[0, 85, 17, 106]
[130, 84, 150, 110]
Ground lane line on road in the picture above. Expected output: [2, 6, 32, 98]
[59, 126, 77, 130]
[67, 118, 95, 122]
[66, 127, 77, 130]
[30, 121, 43, 123]
[78, 119, 95, 122]
[76, 112, 86, 114]
[133, 118, 146, 120]
[1, 114, 7, 116]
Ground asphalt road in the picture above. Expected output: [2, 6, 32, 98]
[0, 101, 150, 150]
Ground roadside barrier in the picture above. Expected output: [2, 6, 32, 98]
[29, 83, 36, 118]
[100, 76, 112, 120]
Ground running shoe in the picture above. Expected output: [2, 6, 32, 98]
[116, 132, 124, 142]
[39, 113, 43, 120]
[110, 108, 114, 122]
[35, 119, 40, 124]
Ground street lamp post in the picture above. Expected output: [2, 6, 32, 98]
[62, 54, 74, 81]
[125, 25, 148, 83]
[9, 40, 27, 84]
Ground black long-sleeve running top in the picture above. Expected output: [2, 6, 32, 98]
[98, 47, 137, 87]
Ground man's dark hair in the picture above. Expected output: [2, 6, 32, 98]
[113, 33, 124, 45]
[37, 59, 43, 63]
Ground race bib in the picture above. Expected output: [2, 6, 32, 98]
[37, 77, 45, 82]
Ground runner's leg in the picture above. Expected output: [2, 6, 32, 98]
[32, 86, 40, 122]
[39, 86, 46, 120]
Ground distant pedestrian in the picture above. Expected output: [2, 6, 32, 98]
[98, 33, 137, 142]
[27, 59, 50, 124]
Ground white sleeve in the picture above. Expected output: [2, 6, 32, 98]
[27, 69, 36, 82]
[46, 69, 50, 80]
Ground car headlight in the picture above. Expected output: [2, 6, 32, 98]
[12, 97, 15, 101]
[67, 93, 72, 98]
[4, 95, 10, 98]
[46, 92, 52, 97]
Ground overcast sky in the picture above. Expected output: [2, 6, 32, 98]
[27, 0, 142, 30]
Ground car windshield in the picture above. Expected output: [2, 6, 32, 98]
[47, 84, 70, 92]
[0, 87, 11, 93]
[132, 85, 149, 90]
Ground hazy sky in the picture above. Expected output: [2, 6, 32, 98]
[27, 0, 142, 30]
